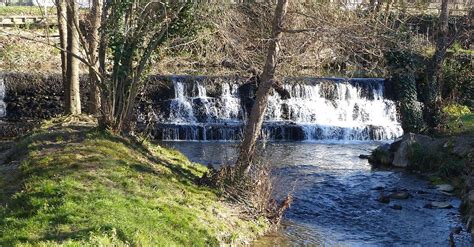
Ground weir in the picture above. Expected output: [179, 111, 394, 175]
[145, 76, 403, 141]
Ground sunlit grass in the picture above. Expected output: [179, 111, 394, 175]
[0, 122, 267, 246]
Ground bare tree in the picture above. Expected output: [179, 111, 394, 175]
[55, 0, 68, 99]
[235, 0, 289, 174]
[87, 0, 102, 114]
[65, 0, 81, 114]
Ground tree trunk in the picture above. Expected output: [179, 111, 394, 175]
[87, 0, 102, 114]
[66, 0, 81, 115]
[424, 0, 449, 130]
[56, 0, 68, 105]
[235, 0, 288, 174]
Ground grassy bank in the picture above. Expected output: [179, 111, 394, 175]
[0, 117, 267, 246]
[444, 113, 474, 136]
[0, 6, 56, 16]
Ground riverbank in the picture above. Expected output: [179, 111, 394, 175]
[368, 126, 474, 240]
[0, 116, 268, 246]
[167, 141, 472, 245]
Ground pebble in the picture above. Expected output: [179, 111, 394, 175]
[424, 201, 453, 209]
[371, 185, 385, 190]
[389, 191, 411, 200]
[436, 184, 454, 193]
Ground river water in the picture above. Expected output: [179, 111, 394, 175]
[162, 141, 472, 246]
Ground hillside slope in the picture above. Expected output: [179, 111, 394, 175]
[0, 117, 267, 246]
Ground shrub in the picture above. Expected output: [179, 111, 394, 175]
[370, 147, 391, 166]
[407, 143, 465, 178]
[407, 143, 440, 171]
[443, 104, 471, 118]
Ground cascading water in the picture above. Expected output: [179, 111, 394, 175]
[149, 76, 403, 141]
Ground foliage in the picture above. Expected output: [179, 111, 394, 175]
[96, 1, 195, 132]
[385, 50, 425, 133]
[407, 143, 441, 171]
[2, 4, 470, 78]
[441, 53, 474, 108]
[407, 143, 464, 178]
[442, 112, 474, 136]
[443, 104, 471, 117]
[370, 147, 391, 166]
[203, 156, 291, 227]
[0, 120, 268, 246]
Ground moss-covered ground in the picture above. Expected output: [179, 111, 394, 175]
[0, 117, 267, 246]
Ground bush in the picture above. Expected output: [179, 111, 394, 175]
[407, 143, 440, 171]
[407, 143, 464, 178]
[441, 104, 473, 135]
[370, 147, 391, 166]
[441, 52, 473, 109]
[443, 104, 471, 117]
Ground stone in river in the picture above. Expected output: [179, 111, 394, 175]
[436, 184, 454, 193]
[389, 191, 411, 200]
[424, 201, 453, 209]
[440, 191, 454, 196]
[451, 226, 462, 234]
[377, 195, 390, 204]
[359, 154, 370, 159]
[390, 204, 402, 210]
[370, 184, 385, 190]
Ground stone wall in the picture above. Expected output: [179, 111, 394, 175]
[2, 73, 92, 121]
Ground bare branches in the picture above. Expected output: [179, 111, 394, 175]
[0, 30, 104, 82]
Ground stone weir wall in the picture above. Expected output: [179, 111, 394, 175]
[2, 73, 93, 121]
[1, 73, 394, 119]
[0, 73, 400, 141]
[0, 73, 93, 137]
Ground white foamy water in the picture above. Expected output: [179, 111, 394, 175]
[156, 77, 403, 141]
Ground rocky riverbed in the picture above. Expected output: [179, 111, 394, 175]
[368, 132, 474, 241]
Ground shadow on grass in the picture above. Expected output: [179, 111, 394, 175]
[88, 129, 204, 183]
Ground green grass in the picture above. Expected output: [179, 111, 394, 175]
[0, 120, 267, 246]
[444, 113, 474, 136]
[0, 6, 56, 16]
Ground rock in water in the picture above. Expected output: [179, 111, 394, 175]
[389, 191, 411, 200]
[359, 154, 370, 159]
[371, 184, 385, 190]
[451, 226, 462, 234]
[392, 133, 441, 167]
[377, 195, 390, 204]
[441, 191, 454, 196]
[424, 201, 453, 209]
[436, 184, 455, 193]
[390, 204, 402, 210]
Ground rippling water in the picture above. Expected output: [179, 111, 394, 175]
[162, 141, 472, 246]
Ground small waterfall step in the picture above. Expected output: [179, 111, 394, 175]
[140, 76, 403, 141]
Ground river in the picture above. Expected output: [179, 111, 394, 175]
[162, 141, 472, 246]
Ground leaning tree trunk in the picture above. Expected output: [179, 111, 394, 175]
[66, 0, 81, 115]
[235, 0, 288, 174]
[424, 0, 449, 131]
[87, 0, 102, 114]
[56, 0, 68, 104]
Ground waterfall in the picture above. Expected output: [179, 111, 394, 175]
[151, 76, 403, 141]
